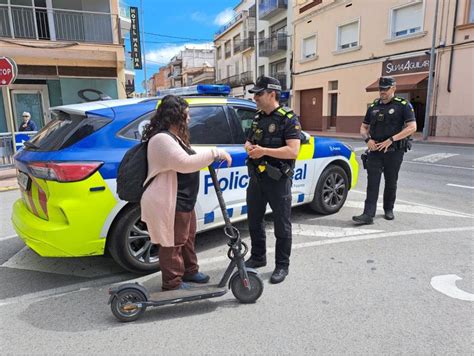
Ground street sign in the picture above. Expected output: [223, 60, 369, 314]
[0, 57, 18, 86]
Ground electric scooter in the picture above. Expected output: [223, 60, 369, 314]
[108, 165, 264, 322]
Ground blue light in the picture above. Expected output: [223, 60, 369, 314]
[157, 84, 230, 97]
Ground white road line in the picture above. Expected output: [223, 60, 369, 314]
[404, 161, 474, 171]
[0, 234, 17, 242]
[430, 275, 474, 302]
[2, 225, 472, 307]
[447, 183, 474, 190]
[354, 147, 367, 152]
[413, 153, 459, 163]
[350, 190, 474, 218]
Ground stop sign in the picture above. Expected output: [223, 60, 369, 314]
[0, 57, 17, 86]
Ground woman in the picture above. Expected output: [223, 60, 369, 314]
[140, 95, 232, 291]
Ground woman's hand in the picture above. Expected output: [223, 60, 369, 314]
[218, 149, 232, 167]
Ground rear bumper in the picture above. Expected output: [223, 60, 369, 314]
[12, 198, 109, 258]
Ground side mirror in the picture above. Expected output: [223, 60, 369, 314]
[300, 131, 310, 144]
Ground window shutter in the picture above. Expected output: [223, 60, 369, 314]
[303, 36, 316, 58]
[339, 22, 358, 47]
[394, 3, 422, 34]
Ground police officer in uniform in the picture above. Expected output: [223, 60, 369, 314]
[353, 76, 417, 225]
[244, 76, 301, 284]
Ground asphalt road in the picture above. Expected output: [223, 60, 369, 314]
[0, 141, 472, 354]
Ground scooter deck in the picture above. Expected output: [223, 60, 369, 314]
[146, 285, 228, 307]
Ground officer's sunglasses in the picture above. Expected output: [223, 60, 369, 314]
[378, 87, 392, 93]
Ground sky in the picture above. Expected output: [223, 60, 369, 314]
[124, 0, 239, 93]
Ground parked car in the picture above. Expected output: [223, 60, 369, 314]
[12, 85, 358, 273]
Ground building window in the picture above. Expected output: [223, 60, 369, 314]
[226, 64, 231, 78]
[302, 35, 316, 59]
[329, 80, 338, 90]
[337, 21, 359, 50]
[224, 40, 231, 58]
[258, 65, 265, 77]
[216, 46, 222, 60]
[233, 34, 241, 53]
[217, 69, 221, 80]
[235, 61, 239, 76]
[391, 2, 423, 38]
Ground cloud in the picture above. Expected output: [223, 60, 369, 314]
[214, 8, 234, 26]
[145, 42, 214, 66]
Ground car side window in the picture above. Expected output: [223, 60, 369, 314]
[117, 111, 155, 141]
[189, 106, 232, 144]
[232, 107, 256, 141]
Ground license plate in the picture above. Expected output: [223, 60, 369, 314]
[17, 171, 31, 191]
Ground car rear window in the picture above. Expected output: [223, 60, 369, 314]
[28, 110, 111, 151]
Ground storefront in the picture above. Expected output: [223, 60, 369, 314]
[0, 64, 119, 167]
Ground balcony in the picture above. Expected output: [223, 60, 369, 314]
[270, 72, 287, 90]
[0, 4, 115, 44]
[216, 71, 254, 88]
[215, 12, 243, 38]
[259, 0, 288, 20]
[241, 34, 255, 51]
[259, 33, 287, 57]
[192, 69, 215, 85]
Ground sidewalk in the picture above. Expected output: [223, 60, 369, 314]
[0, 167, 18, 191]
[306, 131, 474, 146]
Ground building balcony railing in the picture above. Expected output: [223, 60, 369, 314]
[270, 72, 287, 90]
[215, 7, 255, 39]
[241, 34, 255, 51]
[224, 50, 231, 58]
[192, 71, 215, 85]
[259, 0, 288, 20]
[216, 71, 254, 88]
[258, 33, 287, 57]
[233, 41, 241, 54]
[0, 4, 115, 44]
[215, 12, 243, 38]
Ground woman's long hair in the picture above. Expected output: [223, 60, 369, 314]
[141, 95, 190, 145]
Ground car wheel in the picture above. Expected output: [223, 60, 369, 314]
[309, 164, 349, 215]
[108, 204, 160, 274]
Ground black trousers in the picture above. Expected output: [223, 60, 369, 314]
[246, 174, 292, 269]
[364, 150, 404, 217]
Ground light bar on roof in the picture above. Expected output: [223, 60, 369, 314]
[157, 84, 231, 97]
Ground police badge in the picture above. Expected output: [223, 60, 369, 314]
[268, 123, 276, 133]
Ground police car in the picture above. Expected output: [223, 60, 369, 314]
[12, 85, 358, 273]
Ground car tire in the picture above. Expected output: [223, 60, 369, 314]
[107, 204, 160, 274]
[309, 164, 349, 215]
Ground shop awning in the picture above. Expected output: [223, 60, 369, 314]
[366, 73, 429, 92]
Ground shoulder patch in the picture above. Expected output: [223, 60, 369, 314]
[401, 100, 407, 105]
[394, 97, 402, 102]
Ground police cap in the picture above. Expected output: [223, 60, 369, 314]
[379, 76, 396, 89]
[249, 76, 282, 93]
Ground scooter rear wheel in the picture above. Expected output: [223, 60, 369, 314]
[111, 288, 147, 322]
[230, 271, 264, 303]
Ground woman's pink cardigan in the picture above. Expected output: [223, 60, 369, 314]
[140, 133, 217, 247]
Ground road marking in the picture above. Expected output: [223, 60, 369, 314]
[275, 224, 384, 237]
[430, 275, 474, 302]
[413, 153, 459, 163]
[1, 247, 125, 278]
[404, 161, 474, 171]
[350, 190, 474, 218]
[354, 146, 367, 152]
[0, 234, 17, 242]
[343, 200, 467, 218]
[447, 183, 474, 190]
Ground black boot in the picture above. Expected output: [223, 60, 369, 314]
[352, 213, 374, 225]
[270, 268, 288, 284]
[245, 256, 267, 268]
[384, 210, 394, 220]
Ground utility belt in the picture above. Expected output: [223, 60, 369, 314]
[372, 137, 413, 152]
[246, 159, 294, 181]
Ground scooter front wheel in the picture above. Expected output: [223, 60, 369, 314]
[230, 271, 264, 303]
[111, 288, 147, 322]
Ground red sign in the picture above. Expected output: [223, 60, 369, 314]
[0, 57, 18, 86]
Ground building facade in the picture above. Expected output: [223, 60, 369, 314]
[214, 0, 256, 98]
[292, 0, 474, 137]
[257, 0, 293, 105]
[0, 0, 132, 165]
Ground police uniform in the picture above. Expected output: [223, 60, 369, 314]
[360, 77, 415, 220]
[245, 76, 301, 281]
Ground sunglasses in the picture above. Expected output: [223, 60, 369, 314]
[378, 87, 392, 92]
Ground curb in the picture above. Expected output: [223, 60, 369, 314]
[0, 186, 18, 192]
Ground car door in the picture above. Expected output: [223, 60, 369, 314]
[188, 104, 250, 232]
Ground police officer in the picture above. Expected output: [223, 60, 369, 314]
[244, 76, 301, 284]
[353, 76, 417, 225]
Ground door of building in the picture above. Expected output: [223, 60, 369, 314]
[11, 86, 50, 131]
[300, 88, 323, 130]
